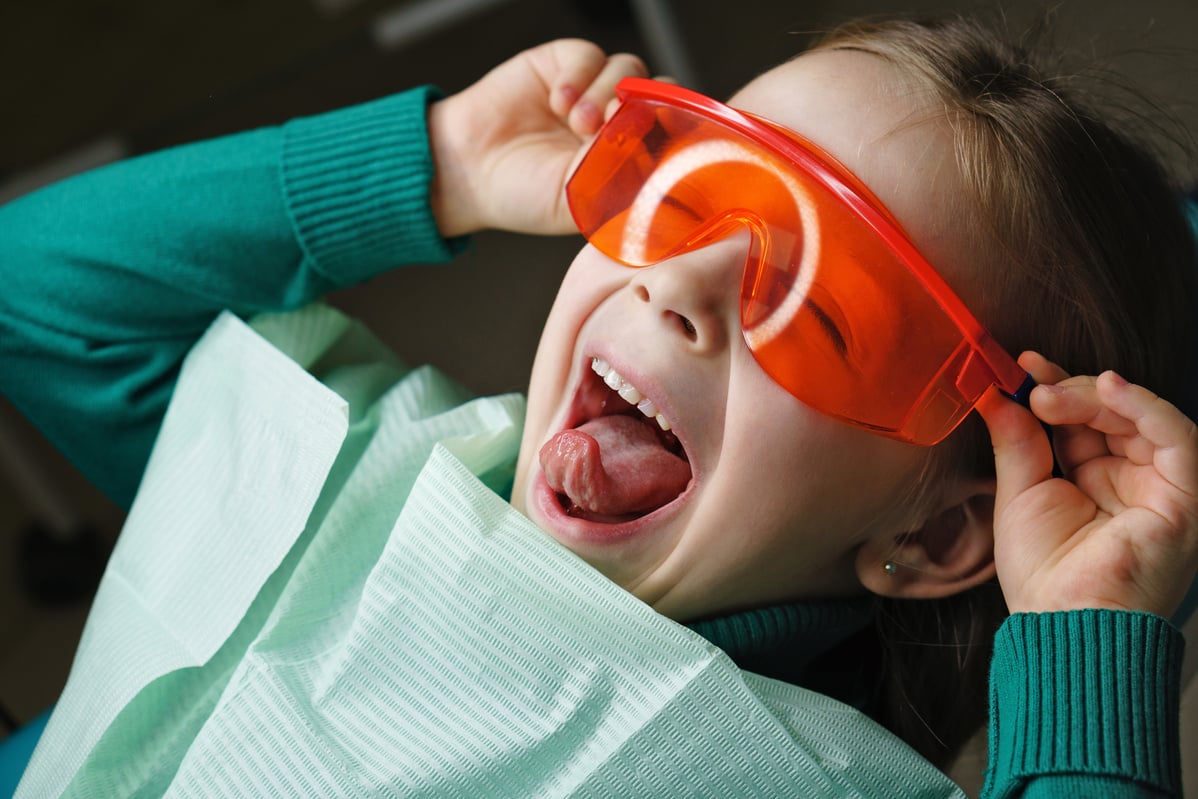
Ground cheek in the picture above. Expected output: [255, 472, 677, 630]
[525, 248, 627, 414]
[513, 248, 632, 507]
[718, 368, 925, 542]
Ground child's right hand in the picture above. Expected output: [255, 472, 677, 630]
[428, 40, 649, 239]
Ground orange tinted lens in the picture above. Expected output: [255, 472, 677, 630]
[569, 99, 718, 265]
[742, 207, 994, 444]
[568, 93, 1009, 444]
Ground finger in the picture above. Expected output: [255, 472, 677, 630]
[1018, 350, 1069, 385]
[599, 73, 678, 123]
[1095, 371, 1198, 484]
[539, 41, 645, 131]
[1029, 379, 1118, 473]
[976, 384, 1057, 506]
[567, 52, 649, 136]
[1017, 351, 1105, 476]
[539, 39, 610, 118]
[602, 73, 672, 123]
[603, 96, 621, 123]
[1019, 354, 1156, 442]
[1019, 352, 1139, 472]
[1030, 377, 1181, 482]
[1030, 381, 1142, 434]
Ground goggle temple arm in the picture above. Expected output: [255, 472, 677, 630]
[1001, 373, 1062, 478]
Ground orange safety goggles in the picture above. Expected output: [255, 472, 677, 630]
[565, 77, 1032, 445]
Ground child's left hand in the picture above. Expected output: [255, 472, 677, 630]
[978, 351, 1198, 618]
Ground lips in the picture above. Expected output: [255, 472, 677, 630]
[537, 354, 693, 527]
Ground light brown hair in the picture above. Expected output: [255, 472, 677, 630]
[808, 13, 1196, 768]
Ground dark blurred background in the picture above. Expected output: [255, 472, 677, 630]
[1, 0, 1195, 785]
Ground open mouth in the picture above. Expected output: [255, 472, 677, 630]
[539, 357, 692, 523]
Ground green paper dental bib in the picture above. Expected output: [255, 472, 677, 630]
[17, 305, 963, 798]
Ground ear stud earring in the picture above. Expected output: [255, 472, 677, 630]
[882, 561, 898, 575]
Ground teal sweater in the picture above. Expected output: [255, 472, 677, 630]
[0, 87, 1184, 798]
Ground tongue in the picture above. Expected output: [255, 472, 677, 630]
[539, 415, 691, 518]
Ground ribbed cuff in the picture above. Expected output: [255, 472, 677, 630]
[986, 610, 1183, 794]
[281, 85, 466, 287]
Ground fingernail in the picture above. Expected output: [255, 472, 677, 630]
[1107, 371, 1129, 387]
[1037, 383, 1066, 396]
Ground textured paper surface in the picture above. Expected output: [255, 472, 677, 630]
[19, 305, 961, 798]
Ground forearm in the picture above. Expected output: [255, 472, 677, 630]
[983, 610, 1184, 799]
[0, 85, 463, 507]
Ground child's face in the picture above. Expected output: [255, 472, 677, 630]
[512, 49, 977, 621]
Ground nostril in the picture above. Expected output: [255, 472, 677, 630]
[676, 314, 698, 341]
[631, 280, 701, 343]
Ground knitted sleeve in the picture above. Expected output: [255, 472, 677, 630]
[983, 609, 1184, 798]
[0, 86, 463, 508]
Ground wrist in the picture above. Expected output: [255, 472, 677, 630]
[1004, 579, 1182, 618]
[428, 94, 483, 239]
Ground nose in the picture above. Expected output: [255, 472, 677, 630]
[626, 231, 749, 354]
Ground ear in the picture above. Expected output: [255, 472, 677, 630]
[856, 480, 997, 600]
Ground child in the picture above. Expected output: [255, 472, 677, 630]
[2, 13, 1196, 798]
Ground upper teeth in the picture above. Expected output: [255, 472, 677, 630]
[591, 357, 672, 431]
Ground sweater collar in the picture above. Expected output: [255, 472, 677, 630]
[686, 596, 875, 687]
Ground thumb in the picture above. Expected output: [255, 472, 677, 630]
[976, 386, 1056, 506]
